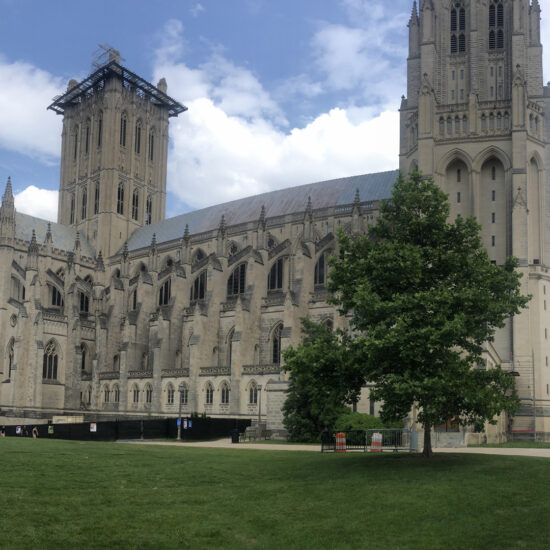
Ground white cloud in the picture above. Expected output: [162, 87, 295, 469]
[0, 57, 64, 163]
[190, 3, 204, 17]
[14, 185, 58, 221]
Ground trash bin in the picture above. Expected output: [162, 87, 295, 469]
[231, 429, 240, 444]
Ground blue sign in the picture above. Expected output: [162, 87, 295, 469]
[177, 418, 181, 427]
[188, 420, 192, 428]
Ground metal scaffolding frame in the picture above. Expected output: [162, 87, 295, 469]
[47, 60, 187, 118]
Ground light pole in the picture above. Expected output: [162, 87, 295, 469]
[177, 382, 184, 441]
[257, 384, 262, 437]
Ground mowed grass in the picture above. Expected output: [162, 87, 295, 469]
[470, 441, 550, 449]
[1, 439, 550, 549]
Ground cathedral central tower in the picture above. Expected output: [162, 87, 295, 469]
[49, 48, 186, 257]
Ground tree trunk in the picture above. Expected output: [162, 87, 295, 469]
[423, 420, 433, 458]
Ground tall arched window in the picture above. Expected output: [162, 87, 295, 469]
[489, 1, 504, 50]
[80, 343, 87, 371]
[7, 339, 14, 379]
[120, 113, 127, 147]
[205, 383, 214, 405]
[79, 291, 90, 313]
[268, 258, 284, 291]
[159, 278, 171, 306]
[221, 382, 230, 405]
[135, 122, 142, 155]
[227, 263, 246, 297]
[97, 115, 103, 148]
[167, 384, 175, 405]
[180, 384, 189, 405]
[227, 329, 234, 368]
[314, 252, 330, 287]
[145, 195, 152, 225]
[132, 384, 140, 403]
[451, 4, 466, 54]
[84, 123, 90, 155]
[249, 382, 258, 405]
[73, 129, 78, 161]
[149, 131, 155, 161]
[104, 385, 110, 403]
[70, 193, 75, 224]
[132, 189, 139, 221]
[81, 187, 87, 220]
[50, 285, 64, 308]
[272, 324, 283, 364]
[130, 289, 138, 311]
[113, 355, 120, 372]
[43, 340, 59, 380]
[145, 384, 153, 404]
[94, 182, 100, 215]
[117, 183, 124, 215]
[113, 385, 120, 403]
[190, 271, 207, 301]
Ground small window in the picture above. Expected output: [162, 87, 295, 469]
[113, 386, 120, 403]
[149, 132, 155, 162]
[85, 125, 90, 155]
[104, 386, 110, 403]
[491, 236, 495, 247]
[133, 387, 140, 403]
[79, 292, 89, 313]
[80, 344, 87, 371]
[97, 117, 103, 148]
[130, 289, 137, 311]
[146, 196, 152, 225]
[460, 69, 464, 80]
[94, 183, 100, 215]
[457, 168, 461, 183]
[190, 271, 207, 301]
[457, 192, 461, 204]
[491, 212, 495, 223]
[180, 385, 188, 405]
[135, 123, 141, 155]
[146, 385, 153, 404]
[481, 114, 487, 131]
[447, 117, 452, 134]
[492, 166, 496, 181]
[459, 34, 465, 53]
[439, 118, 445, 135]
[492, 190, 496, 201]
[455, 116, 460, 133]
[70, 194, 75, 225]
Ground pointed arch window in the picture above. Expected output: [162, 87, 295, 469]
[79, 292, 90, 313]
[489, 1, 504, 50]
[205, 383, 214, 405]
[132, 189, 139, 221]
[113, 355, 120, 372]
[221, 382, 230, 405]
[94, 183, 100, 215]
[227, 263, 246, 297]
[268, 258, 284, 291]
[272, 324, 283, 365]
[145, 384, 153, 404]
[451, 4, 466, 54]
[227, 329, 234, 368]
[132, 385, 140, 403]
[43, 340, 59, 380]
[159, 278, 171, 306]
[458, 34, 466, 53]
[97, 116, 103, 148]
[70, 193, 75, 225]
[7, 339, 14, 379]
[190, 271, 207, 301]
[85, 124, 90, 155]
[51, 285, 64, 308]
[80, 343, 87, 371]
[130, 289, 138, 311]
[149, 131, 155, 162]
[73, 129, 78, 161]
[117, 182, 124, 215]
[113, 385, 120, 403]
[120, 114, 127, 147]
[180, 384, 189, 405]
[439, 117, 445, 135]
[249, 382, 258, 405]
[145, 195, 152, 225]
[135, 122, 141, 154]
[167, 384, 175, 405]
[314, 252, 330, 287]
[81, 187, 87, 220]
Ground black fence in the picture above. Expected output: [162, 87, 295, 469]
[1, 417, 251, 442]
[321, 429, 411, 452]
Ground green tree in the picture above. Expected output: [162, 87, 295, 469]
[328, 171, 529, 457]
[282, 320, 364, 442]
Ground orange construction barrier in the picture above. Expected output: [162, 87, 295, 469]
[335, 431, 346, 453]
[370, 432, 382, 452]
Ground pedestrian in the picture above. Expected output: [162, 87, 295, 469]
[32, 426, 39, 439]
[0, 426, 5, 437]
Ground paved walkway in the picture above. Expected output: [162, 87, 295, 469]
[124, 438, 550, 457]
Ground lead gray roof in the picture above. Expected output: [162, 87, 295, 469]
[15, 212, 95, 258]
[125, 170, 398, 252]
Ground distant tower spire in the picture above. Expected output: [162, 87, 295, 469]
[0, 176, 16, 240]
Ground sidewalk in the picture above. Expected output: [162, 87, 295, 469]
[124, 438, 550, 457]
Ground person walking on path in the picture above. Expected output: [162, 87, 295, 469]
[32, 426, 38, 439]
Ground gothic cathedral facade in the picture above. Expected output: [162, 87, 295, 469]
[0, 2, 549, 438]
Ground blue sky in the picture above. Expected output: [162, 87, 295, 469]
[0, 0, 548, 221]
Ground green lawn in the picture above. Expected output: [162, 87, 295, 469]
[469, 441, 550, 449]
[1, 439, 549, 549]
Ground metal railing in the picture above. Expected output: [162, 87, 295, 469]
[321, 429, 411, 453]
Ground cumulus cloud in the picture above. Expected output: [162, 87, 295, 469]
[0, 56, 64, 163]
[190, 3, 204, 17]
[14, 185, 58, 221]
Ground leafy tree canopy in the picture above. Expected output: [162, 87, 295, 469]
[328, 171, 529, 456]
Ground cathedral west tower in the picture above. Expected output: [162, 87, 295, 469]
[49, 48, 186, 257]
[400, 0, 550, 433]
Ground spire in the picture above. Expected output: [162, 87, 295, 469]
[151, 233, 157, 250]
[304, 196, 313, 223]
[354, 188, 361, 206]
[218, 215, 226, 237]
[2, 177, 14, 205]
[259, 205, 266, 225]
[122, 241, 129, 262]
[74, 231, 81, 251]
[183, 224, 190, 243]
[45, 223, 53, 244]
[29, 230, 39, 254]
[0, 177, 15, 240]
[410, 1, 418, 21]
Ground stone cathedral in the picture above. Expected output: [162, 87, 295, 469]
[0, 1, 549, 439]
